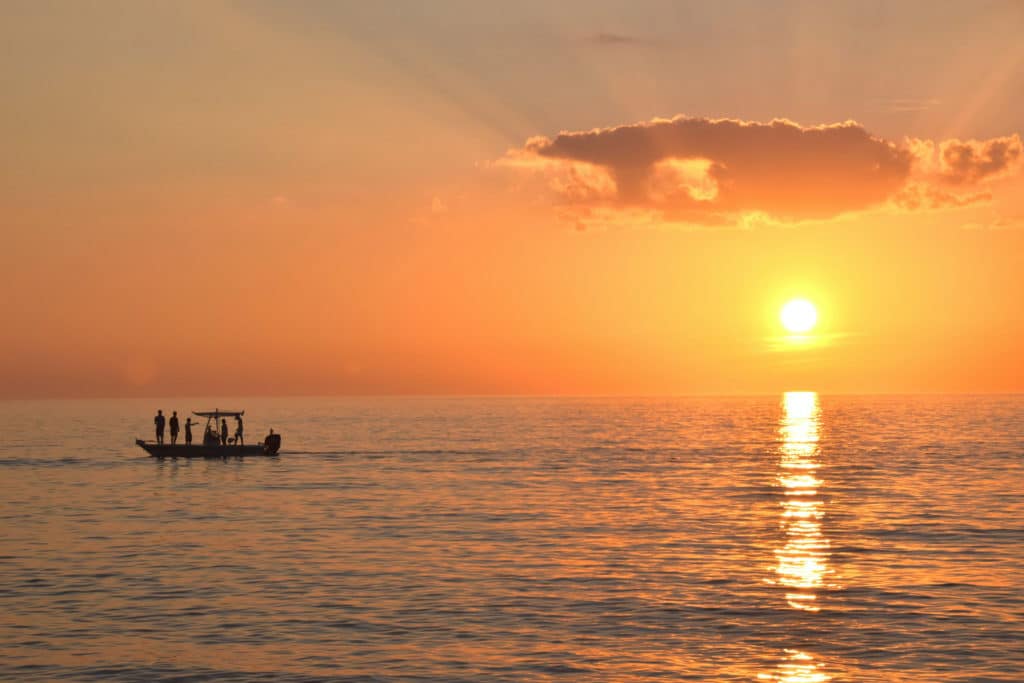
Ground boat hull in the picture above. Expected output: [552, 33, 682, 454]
[136, 440, 280, 458]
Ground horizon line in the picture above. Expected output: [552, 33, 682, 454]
[1, 391, 1021, 402]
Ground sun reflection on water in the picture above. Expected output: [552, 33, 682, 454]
[773, 391, 831, 612]
[761, 392, 833, 682]
[757, 649, 831, 682]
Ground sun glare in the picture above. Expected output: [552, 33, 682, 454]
[781, 299, 818, 334]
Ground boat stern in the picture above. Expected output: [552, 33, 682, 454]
[263, 433, 282, 455]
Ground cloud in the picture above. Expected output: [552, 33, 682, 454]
[590, 32, 647, 46]
[498, 115, 1021, 227]
[962, 215, 1024, 231]
[937, 136, 1022, 184]
[892, 182, 991, 211]
[498, 146, 616, 203]
[876, 97, 941, 113]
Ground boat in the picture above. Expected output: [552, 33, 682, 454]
[136, 410, 282, 458]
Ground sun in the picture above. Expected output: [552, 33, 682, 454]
[780, 299, 818, 334]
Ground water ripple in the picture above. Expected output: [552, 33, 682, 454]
[0, 395, 1021, 681]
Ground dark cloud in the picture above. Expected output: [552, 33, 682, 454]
[591, 32, 647, 46]
[502, 116, 1021, 226]
[525, 116, 912, 222]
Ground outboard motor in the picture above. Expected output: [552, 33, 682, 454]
[263, 433, 282, 455]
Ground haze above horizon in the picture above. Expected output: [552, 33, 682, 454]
[3, 1, 1023, 398]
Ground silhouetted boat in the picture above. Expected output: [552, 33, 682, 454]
[136, 410, 281, 458]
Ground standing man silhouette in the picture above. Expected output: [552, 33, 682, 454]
[184, 417, 195, 445]
[234, 414, 244, 446]
[154, 410, 165, 445]
[220, 418, 228, 446]
[169, 411, 180, 445]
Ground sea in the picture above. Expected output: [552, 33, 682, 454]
[0, 395, 1021, 682]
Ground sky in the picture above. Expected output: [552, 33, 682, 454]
[2, 0, 1023, 397]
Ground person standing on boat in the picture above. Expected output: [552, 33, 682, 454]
[154, 410, 165, 444]
[184, 417, 196, 445]
[169, 411, 180, 445]
[234, 414, 244, 446]
[220, 418, 228, 446]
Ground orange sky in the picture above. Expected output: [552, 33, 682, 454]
[2, 1, 1023, 397]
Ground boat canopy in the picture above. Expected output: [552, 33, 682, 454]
[193, 410, 245, 418]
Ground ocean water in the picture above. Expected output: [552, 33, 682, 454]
[0, 394, 1021, 682]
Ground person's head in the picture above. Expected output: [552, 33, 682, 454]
[172, 411, 177, 416]
[157, 409, 162, 415]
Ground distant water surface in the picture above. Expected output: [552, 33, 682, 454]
[0, 395, 1021, 681]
